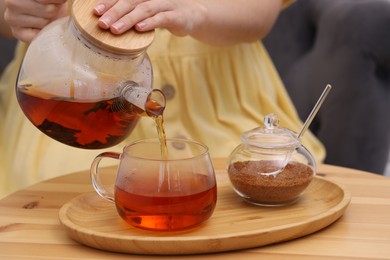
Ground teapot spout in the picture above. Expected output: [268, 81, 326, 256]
[120, 81, 166, 117]
[146, 89, 166, 117]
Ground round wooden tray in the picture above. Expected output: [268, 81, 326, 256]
[58, 174, 351, 255]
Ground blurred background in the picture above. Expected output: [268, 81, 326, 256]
[264, 0, 390, 176]
[1, 0, 389, 176]
[0, 36, 16, 75]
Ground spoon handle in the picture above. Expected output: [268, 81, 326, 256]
[298, 84, 332, 139]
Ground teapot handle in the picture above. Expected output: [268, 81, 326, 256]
[90, 152, 121, 202]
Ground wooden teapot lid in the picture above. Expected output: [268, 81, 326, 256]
[71, 0, 154, 55]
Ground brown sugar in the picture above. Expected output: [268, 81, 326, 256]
[228, 160, 314, 205]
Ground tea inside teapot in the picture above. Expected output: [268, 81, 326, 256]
[16, 79, 165, 149]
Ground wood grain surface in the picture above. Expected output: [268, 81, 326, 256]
[1, 159, 390, 259]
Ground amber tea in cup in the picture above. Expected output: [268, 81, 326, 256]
[90, 138, 217, 231]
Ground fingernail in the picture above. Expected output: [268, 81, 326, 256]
[94, 4, 105, 15]
[112, 21, 125, 33]
[136, 21, 146, 30]
[99, 16, 112, 28]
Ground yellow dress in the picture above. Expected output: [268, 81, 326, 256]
[0, 3, 325, 198]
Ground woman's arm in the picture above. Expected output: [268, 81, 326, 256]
[94, 0, 284, 46]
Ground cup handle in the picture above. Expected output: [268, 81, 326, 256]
[90, 152, 120, 202]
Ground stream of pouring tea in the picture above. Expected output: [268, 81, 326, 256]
[145, 98, 167, 160]
[146, 98, 171, 195]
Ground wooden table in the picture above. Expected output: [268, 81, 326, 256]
[1, 158, 390, 259]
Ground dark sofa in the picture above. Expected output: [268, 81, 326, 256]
[264, 0, 390, 174]
[0, 36, 16, 74]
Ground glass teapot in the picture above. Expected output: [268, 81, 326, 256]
[227, 114, 316, 206]
[16, 0, 165, 149]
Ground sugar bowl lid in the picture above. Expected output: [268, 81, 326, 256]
[71, 0, 155, 55]
[241, 114, 301, 149]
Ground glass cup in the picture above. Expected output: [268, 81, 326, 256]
[90, 138, 217, 231]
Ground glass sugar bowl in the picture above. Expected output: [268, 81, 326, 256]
[227, 114, 316, 206]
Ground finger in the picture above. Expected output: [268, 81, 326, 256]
[109, 1, 159, 34]
[4, 9, 52, 30]
[135, 11, 188, 36]
[35, 0, 67, 4]
[110, 12, 145, 34]
[93, 0, 119, 16]
[133, 10, 169, 32]
[6, 0, 65, 20]
[97, 0, 145, 30]
[11, 27, 41, 43]
[29, 3, 66, 20]
[132, 0, 182, 33]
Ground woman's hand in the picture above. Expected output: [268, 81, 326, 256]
[4, 0, 68, 43]
[94, 0, 283, 46]
[94, 0, 206, 37]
